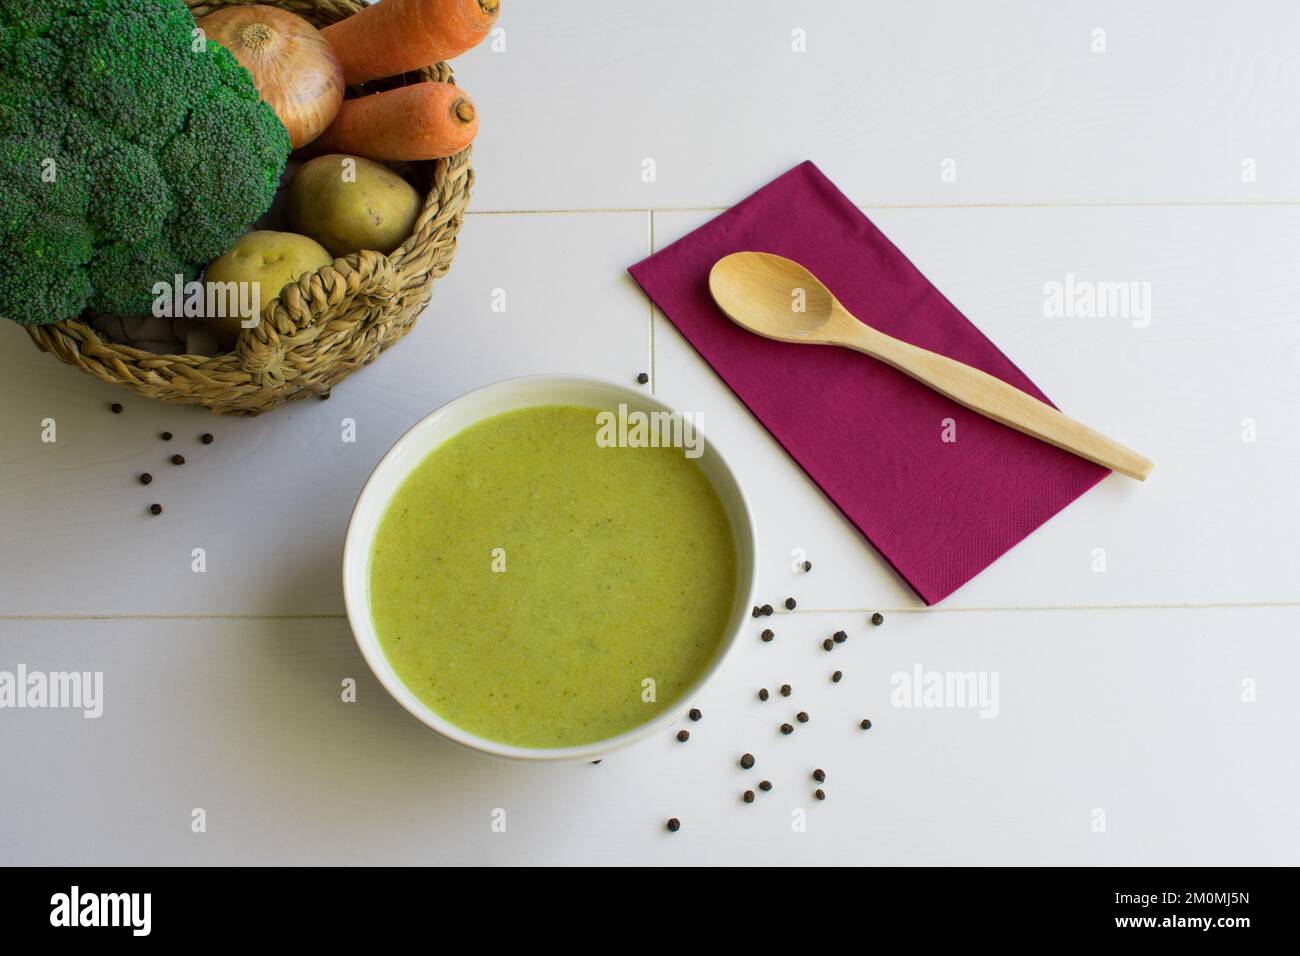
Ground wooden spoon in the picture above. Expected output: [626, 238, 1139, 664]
[708, 251, 1153, 480]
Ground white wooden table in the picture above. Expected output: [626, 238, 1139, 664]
[2, 0, 1297, 865]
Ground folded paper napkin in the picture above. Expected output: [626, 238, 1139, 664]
[628, 161, 1108, 604]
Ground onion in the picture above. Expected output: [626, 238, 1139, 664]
[198, 5, 344, 149]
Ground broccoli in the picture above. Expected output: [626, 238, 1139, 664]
[0, 0, 291, 326]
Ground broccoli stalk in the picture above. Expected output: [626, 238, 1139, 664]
[0, 0, 291, 326]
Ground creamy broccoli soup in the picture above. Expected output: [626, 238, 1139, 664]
[369, 405, 737, 749]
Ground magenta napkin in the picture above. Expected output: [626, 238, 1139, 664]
[628, 161, 1108, 604]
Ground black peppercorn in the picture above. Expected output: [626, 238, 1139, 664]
[666, 818, 680, 832]
[752, 606, 762, 618]
[636, 372, 649, 385]
[814, 789, 826, 801]
[802, 560, 812, 572]
[812, 768, 825, 783]
[758, 780, 772, 792]
[160, 431, 172, 441]
[171, 454, 185, 466]
[871, 612, 884, 626]
[760, 604, 774, 616]
[758, 688, 769, 701]
[796, 711, 809, 723]
[149, 503, 162, 515]
[833, 630, 847, 643]
[743, 790, 755, 803]
[139, 473, 152, 486]
[110, 403, 123, 414]
[688, 708, 702, 721]
[200, 433, 214, 444]
[860, 718, 873, 730]
[780, 723, 794, 735]
[676, 729, 690, 743]
[822, 638, 834, 651]
[831, 670, 842, 683]
[784, 597, 796, 610]
[740, 753, 755, 769]
[760, 628, 774, 642]
[779, 684, 791, 697]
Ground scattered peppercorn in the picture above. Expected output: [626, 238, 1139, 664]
[752, 606, 762, 618]
[812, 768, 825, 783]
[740, 753, 755, 769]
[831, 670, 842, 683]
[822, 638, 834, 651]
[784, 597, 796, 610]
[689, 708, 702, 721]
[676, 730, 690, 742]
[814, 789, 826, 801]
[743, 790, 755, 804]
[779, 684, 791, 697]
[758, 688, 769, 701]
[758, 780, 773, 792]
[860, 718, 873, 730]
[200, 433, 214, 445]
[760, 628, 774, 642]
[871, 612, 884, 626]
[802, 560, 812, 572]
[591, 760, 602, 765]
[666, 818, 680, 832]
[139, 473, 152, 486]
[780, 723, 794, 735]
[796, 711, 809, 723]
[171, 454, 185, 466]
[833, 630, 847, 644]
[160, 431, 172, 441]
[319, 392, 331, 401]
[760, 604, 774, 616]
[636, 372, 649, 385]
[149, 504, 163, 516]
[110, 403, 123, 414]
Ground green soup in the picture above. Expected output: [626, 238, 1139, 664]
[369, 405, 738, 749]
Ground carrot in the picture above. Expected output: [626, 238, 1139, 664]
[322, 0, 500, 86]
[299, 83, 478, 161]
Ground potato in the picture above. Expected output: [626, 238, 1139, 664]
[286, 154, 422, 257]
[203, 230, 333, 347]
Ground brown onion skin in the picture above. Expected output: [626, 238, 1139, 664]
[198, 5, 344, 149]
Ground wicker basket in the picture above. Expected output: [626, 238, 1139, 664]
[24, 0, 473, 415]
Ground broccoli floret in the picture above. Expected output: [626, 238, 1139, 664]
[0, 0, 290, 326]
[0, 217, 94, 324]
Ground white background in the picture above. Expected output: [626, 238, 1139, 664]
[1, 0, 1298, 865]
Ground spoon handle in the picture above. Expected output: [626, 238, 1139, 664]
[845, 326, 1154, 480]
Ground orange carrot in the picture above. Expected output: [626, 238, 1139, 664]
[300, 83, 478, 161]
[322, 0, 500, 86]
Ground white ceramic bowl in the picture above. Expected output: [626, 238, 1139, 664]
[342, 374, 757, 761]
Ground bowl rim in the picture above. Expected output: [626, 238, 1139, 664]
[342, 373, 758, 761]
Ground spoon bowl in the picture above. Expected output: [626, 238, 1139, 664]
[709, 251, 839, 341]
